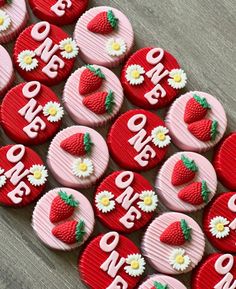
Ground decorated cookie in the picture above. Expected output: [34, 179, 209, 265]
[213, 132, 236, 190]
[0, 81, 64, 145]
[47, 125, 109, 189]
[94, 170, 157, 233]
[155, 152, 217, 212]
[203, 192, 236, 253]
[142, 212, 205, 274]
[121, 47, 187, 109]
[138, 274, 187, 289]
[28, 0, 88, 26]
[192, 253, 236, 289]
[0, 0, 28, 44]
[79, 231, 146, 289]
[165, 91, 227, 152]
[107, 109, 171, 171]
[32, 187, 94, 250]
[63, 65, 124, 127]
[0, 144, 48, 207]
[13, 21, 78, 86]
[74, 6, 134, 68]
[0, 45, 14, 97]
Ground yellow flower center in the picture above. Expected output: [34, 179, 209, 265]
[175, 255, 184, 264]
[33, 170, 42, 180]
[24, 56, 33, 65]
[216, 223, 225, 232]
[49, 107, 57, 116]
[131, 260, 139, 269]
[157, 132, 166, 141]
[144, 196, 152, 206]
[131, 70, 140, 79]
[173, 74, 182, 83]
[0, 17, 4, 25]
[64, 43, 73, 53]
[112, 42, 121, 51]
[79, 163, 88, 172]
[101, 197, 110, 207]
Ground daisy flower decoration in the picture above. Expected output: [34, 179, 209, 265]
[43, 101, 64, 122]
[59, 38, 79, 59]
[17, 50, 38, 71]
[125, 64, 145, 85]
[106, 38, 127, 57]
[124, 254, 146, 277]
[27, 165, 48, 186]
[169, 248, 191, 272]
[151, 126, 171, 148]
[138, 190, 158, 213]
[168, 68, 187, 89]
[0, 10, 11, 32]
[209, 216, 230, 239]
[0, 167, 7, 188]
[72, 158, 94, 178]
[95, 191, 115, 213]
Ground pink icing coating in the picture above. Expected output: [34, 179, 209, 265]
[155, 151, 217, 212]
[63, 65, 124, 127]
[0, 45, 14, 96]
[142, 212, 205, 275]
[74, 6, 134, 68]
[0, 0, 28, 44]
[138, 274, 187, 289]
[32, 187, 95, 250]
[165, 91, 227, 152]
[47, 125, 109, 188]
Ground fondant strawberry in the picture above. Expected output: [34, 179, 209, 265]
[171, 154, 198, 186]
[151, 282, 168, 289]
[60, 132, 93, 156]
[79, 65, 105, 95]
[0, 0, 11, 7]
[160, 219, 191, 245]
[87, 10, 118, 34]
[178, 180, 210, 205]
[188, 119, 218, 141]
[184, 94, 211, 124]
[52, 220, 85, 244]
[49, 191, 78, 223]
[82, 90, 115, 114]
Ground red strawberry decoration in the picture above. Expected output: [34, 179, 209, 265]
[49, 191, 78, 223]
[52, 220, 85, 244]
[60, 132, 93, 156]
[151, 282, 168, 289]
[0, 0, 11, 7]
[188, 119, 218, 142]
[178, 180, 210, 205]
[87, 10, 118, 34]
[79, 65, 105, 95]
[82, 90, 115, 115]
[160, 219, 191, 246]
[171, 154, 198, 186]
[184, 94, 211, 124]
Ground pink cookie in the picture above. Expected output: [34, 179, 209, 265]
[47, 126, 109, 189]
[63, 65, 124, 127]
[138, 274, 187, 289]
[0, 45, 14, 97]
[32, 187, 95, 250]
[142, 212, 205, 275]
[74, 6, 134, 68]
[0, 0, 28, 44]
[155, 152, 217, 212]
[165, 91, 227, 152]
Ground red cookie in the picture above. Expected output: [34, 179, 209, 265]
[28, 0, 88, 26]
[121, 47, 187, 109]
[0, 81, 64, 145]
[203, 192, 236, 253]
[213, 133, 236, 190]
[13, 21, 78, 86]
[94, 171, 158, 233]
[107, 109, 170, 171]
[0, 144, 48, 207]
[79, 231, 146, 289]
[192, 253, 236, 289]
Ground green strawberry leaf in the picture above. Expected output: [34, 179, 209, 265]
[105, 90, 115, 113]
[58, 190, 78, 207]
[75, 220, 86, 243]
[83, 132, 93, 154]
[86, 65, 105, 79]
[210, 120, 218, 141]
[107, 10, 118, 29]
[193, 94, 211, 109]
[180, 219, 192, 241]
[153, 281, 168, 289]
[181, 154, 198, 172]
[6, 0, 12, 4]
[201, 180, 210, 203]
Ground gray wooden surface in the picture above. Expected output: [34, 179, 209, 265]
[0, 0, 235, 288]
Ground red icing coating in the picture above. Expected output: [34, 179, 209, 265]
[94, 171, 156, 233]
[213, 133, 236, 190]
[121, 47, 182, 109]
[203, 192, 236, 253]
[28, 0, 88, 25]
[107, 109, 169, 171]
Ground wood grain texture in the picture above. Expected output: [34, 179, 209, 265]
[0, 0, 235, 288]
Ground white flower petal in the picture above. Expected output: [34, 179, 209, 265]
[106, 38, 127, 57]
[209, 216, 230, 239]
[0, 10, 11, 32]
[125, 64, 145, 85]
[169, 248, 191, 272]
[59, 37, 79, 59]
[17, 50, 38, 72]
[168, 69, 187, 89]
[72, 158, 94, 178]
[151, 126, 171, 148]
[27, 165, 48, 186]
[43, 101, 64, 122]
[137, 190, 158, 212]
[124, 254, 145, 277]
[95, 190, 115, 213]
[0, 175, 7, 188]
